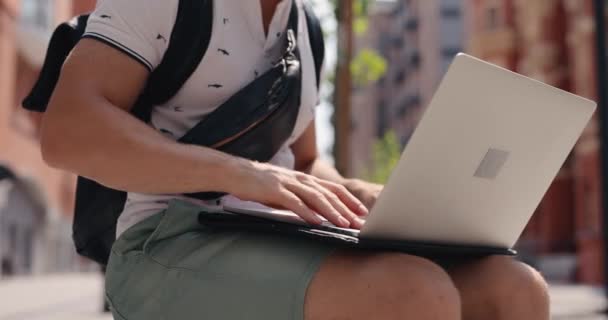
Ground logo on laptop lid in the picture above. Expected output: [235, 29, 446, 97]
[474, 148, 510, 180]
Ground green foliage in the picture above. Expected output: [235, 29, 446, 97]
[353, 16, 369, 35]
[325, 0, 387, 87]
[330, 0, 371, 35]
[353, 0, 370, 35]
[364, 131, 401, 184]
[350, 48, 387, 87]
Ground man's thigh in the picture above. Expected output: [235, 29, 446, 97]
[304, 250, 461, 320]
[446, 255, 550, 320]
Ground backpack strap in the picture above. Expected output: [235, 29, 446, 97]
[131, 0, 213, 122]
[21, 0, 213, 121]
[303, 3, 325, 90]
[72, 0, 213, 266]
[22, 15, 90, 112]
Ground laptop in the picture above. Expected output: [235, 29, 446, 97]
[212, 53, 597, 256]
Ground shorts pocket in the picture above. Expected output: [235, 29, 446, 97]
[141, 200, 217, 266]
[106, 294, 129, 320]
[140, 200, 202, 254]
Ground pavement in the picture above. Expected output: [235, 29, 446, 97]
[0, 273, 607, 319]
[551, 285, 607, 319]
[0, 273, 110, 320]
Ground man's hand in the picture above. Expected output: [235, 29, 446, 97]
[344, 179, 384, 209]
[229, 162, 368, 229]
[289, 122, 382, 216]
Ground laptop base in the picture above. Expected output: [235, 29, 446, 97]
[197, 211, 517, 258]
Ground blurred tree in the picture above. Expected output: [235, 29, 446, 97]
[351, 48, 387, 87]
[328, 0, 390, 174]
[352, 0, 370, 35]
[364, 131, 401, 184]
[329, 0, 385, 86]
[331, 0, 370, 33]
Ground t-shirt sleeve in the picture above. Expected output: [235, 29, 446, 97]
[82, 0, 178, 71]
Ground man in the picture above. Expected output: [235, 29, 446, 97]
[41, 0, 549, 319]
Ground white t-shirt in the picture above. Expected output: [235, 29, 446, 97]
[83, 0, 319, 237]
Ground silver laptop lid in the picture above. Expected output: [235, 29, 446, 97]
[361, 53, 596, 248]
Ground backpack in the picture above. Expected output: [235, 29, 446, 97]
[22, 0, 325, 265]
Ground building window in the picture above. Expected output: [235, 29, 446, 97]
[442, 47, 461, 59]
[401, 132, 413, 148]
[441, 6, 461, 19]
[397, 105, 408, 118]
[22, 228, 33, 270]
[409, 94, 421, 107]
[377, 101, 388, 138]
[405, 18, 418, 31]
[377, 76, 386, 88]
[394, 68, 406, 85]
[20, 0, 54, 30]
[397, 94, 421, 118]
[391, 1, 405, 17]
[409, 51, 421, 69]
[392, 37, 404, 49]
[486, 6, 500, 30]
[378, 36, 391, 54]
[8, 224, 17, 254]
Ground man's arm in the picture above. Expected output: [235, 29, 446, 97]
[41, 39, 245, 194]
[291, 123, 345, 183]
[291, 123, 383, 209]
[41, 39, 366, 227]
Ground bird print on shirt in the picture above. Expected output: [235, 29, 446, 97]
[156, 34, 167, 43]
[217, 48, 230, 56]
[159, 128, 174, 137]
[208, 84, 223, 88]
[100, 14, 112, 19]
[223, 18, 229, 24]
[173, 106, 183, 112]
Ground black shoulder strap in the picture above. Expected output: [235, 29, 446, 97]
[22, 15, 90, 112]
[303, 2, 325, 90]
[21, 0, 212, 120]
[131, 0, 213, 122]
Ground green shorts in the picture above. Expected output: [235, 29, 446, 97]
[105, 199, 337, 320]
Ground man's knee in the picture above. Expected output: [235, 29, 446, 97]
[364, 253, 461, 314]
[478, 256, 549, 312]
[305, 252, 460, 320]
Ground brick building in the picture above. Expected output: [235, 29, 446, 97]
[466, 0, 601, 284]
[350, 0, 466, 176]
[351, 0, 603, 284]
[0, 0, 97, 276]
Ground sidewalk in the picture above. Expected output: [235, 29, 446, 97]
[0, 273, 110, 320]
[551, 285, 606, 319]
[0, 273, 606, 319]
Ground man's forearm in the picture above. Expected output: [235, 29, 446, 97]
[308, 158, 348, 185]
[40, 39, 256, 196]
[42, 93, 249, 195]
